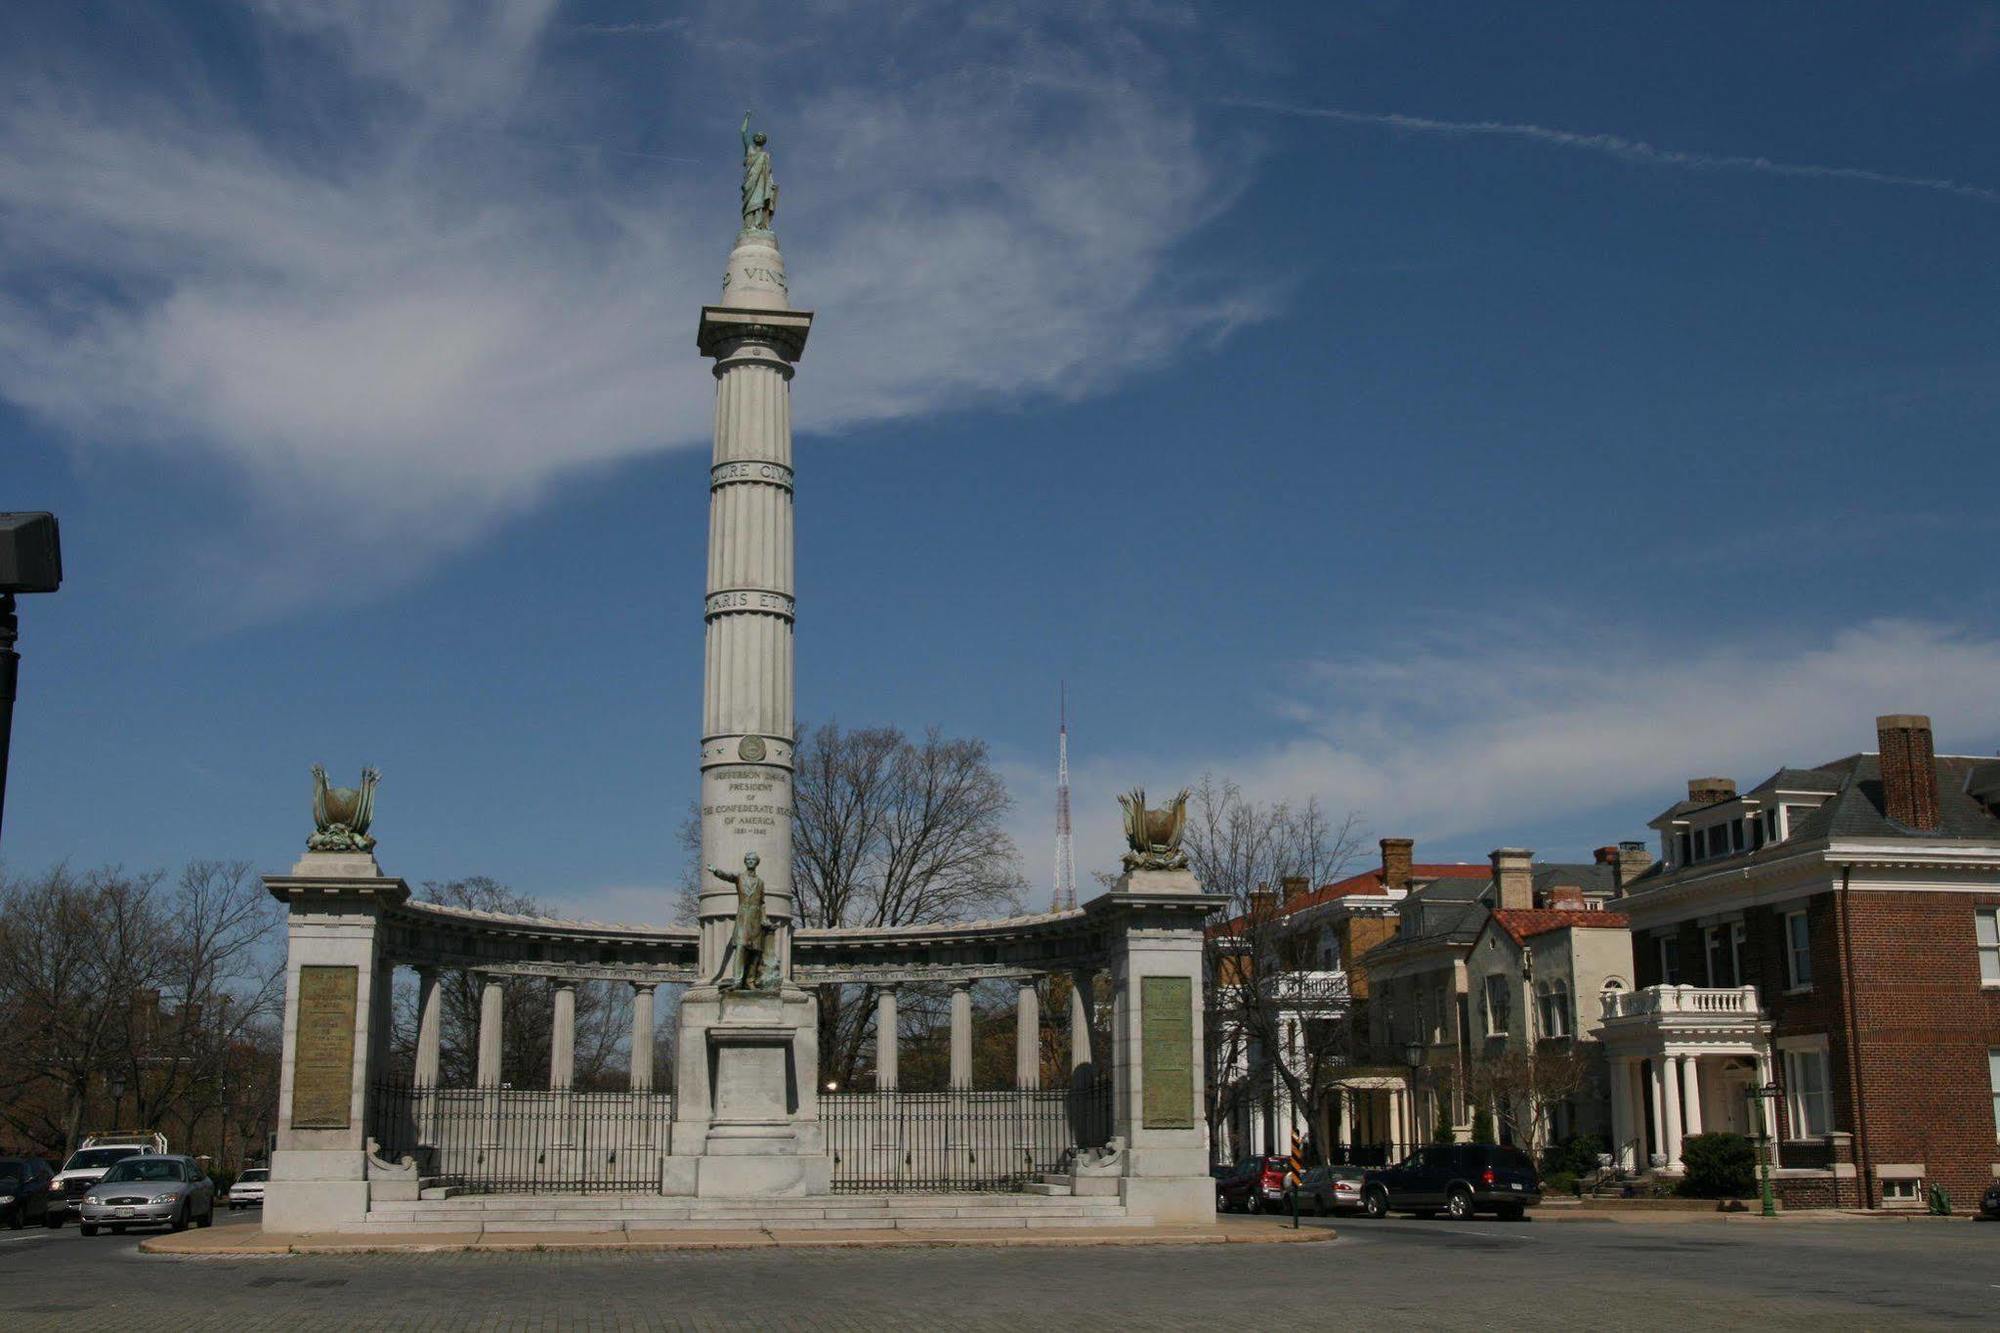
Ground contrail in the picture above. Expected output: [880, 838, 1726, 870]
[1221, 97, 2000, 205]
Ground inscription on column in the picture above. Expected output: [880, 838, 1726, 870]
[1140, 975, 1194, 1129]
[293, 965, 359, 1129]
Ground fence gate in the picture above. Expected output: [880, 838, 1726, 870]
[819, 1078, 1113, 1193]
[368, 1083, 676, 1195]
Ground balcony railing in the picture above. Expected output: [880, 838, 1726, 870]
[1260, 971, 1351, 1007]
[1600, 984, 1762, 1022]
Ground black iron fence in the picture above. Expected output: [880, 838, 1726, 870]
[820, 1078, 1113, 1194]
[367, 1082, 676, 1195]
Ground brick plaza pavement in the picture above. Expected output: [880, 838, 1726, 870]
[3, 1210, 1996, 1329]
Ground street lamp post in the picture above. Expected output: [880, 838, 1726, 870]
[1746, 1081, 1780, 1218]
[1403, 1040, 1424, 1156]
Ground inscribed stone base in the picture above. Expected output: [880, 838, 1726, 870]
[264, 1149, 370, 1232]
[1119, 1176, 1215, 1225]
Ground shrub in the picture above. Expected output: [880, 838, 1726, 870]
[1677, 1132, 1757, 1198]
[1470, 1107, 1495, 1145]
[1539, 1133, 1605, 1179]
[1432, 1100, 1455, 1144]
[1542, 1170, 1579, 1197]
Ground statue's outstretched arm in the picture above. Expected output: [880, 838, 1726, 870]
[741, 111, 752, 153]
[707, 865, 740, 884]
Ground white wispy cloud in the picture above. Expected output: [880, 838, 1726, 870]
[1223, 97, 2000, 205]
[1010, 619, 2000, 892]
[0, 1, 1255, 614]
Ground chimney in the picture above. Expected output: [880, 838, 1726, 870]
[1687, 777, 1737, 806]
[1547, 884, 1586, 910]
[1614, 840, 1654, 889]
[1248, 885, 1277, 920]
[1877, 713, 1941, 831]
[1491, 847, 1534, 911]
[1379, 837, 1415, 893]
[1280, 875, 1309, 905]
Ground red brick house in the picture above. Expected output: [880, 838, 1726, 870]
[1603, 714, 2000, 1210]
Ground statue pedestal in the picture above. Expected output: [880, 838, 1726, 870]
[665, 985, 830, 1197]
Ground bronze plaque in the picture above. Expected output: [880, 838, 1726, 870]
[293, 965, 358, 1129]
[1141, 975, 1194, 1129]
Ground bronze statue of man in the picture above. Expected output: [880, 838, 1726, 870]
[740, 111, 777, 231]
[707, 851, 777, 990]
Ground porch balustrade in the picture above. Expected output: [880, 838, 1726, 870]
[1600, 983, 1762, 1022]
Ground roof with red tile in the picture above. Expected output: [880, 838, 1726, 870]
[1486, 908, 1630, 944]
[1281, 863, 1488, 913]
[1208, 862, 1489, 939]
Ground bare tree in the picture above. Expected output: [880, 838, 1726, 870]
[1465, 1044, 1593, 1152]
[1184, 775, 1365, 1162]
[788, 723, 1025, 1086]
[0, 861, 285, 1165]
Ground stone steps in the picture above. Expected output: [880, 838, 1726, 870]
[364, 1202, 1130, 1223]
[352, 1191, 1138, 1233]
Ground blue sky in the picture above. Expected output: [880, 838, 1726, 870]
[6, 1, 2000, 917]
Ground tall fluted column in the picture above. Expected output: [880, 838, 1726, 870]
[875, 987, 899, 1090]
[1016, 980, 1041, 1090]
[695, 227, 813, 986]
[630, 983, 656, 1092]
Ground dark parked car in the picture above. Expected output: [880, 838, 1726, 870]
[1214, 1157, 1296, 1213]
[1979, 1181, 2000, 1221]
[1297, 1164, 1366, 1216]
[1361, 1144, 1541, 1220]
[0, 1157, 56, 1229]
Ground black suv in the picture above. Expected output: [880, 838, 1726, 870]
[1361, 1144, 1541, 1220]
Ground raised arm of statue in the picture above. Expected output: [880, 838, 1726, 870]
[741, 111, 753, 155]
[707, 864, 740, 885]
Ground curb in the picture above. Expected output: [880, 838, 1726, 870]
[139, 1222, 1337, 1257]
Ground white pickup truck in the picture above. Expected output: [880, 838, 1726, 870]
[47, 1133, 169, 1225]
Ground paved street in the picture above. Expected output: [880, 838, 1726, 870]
[1, 1210, 1996, 1330]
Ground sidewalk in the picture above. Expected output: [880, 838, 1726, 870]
[139, 1216, 1337, 1257]
[1533, 1200, 1978, 1224]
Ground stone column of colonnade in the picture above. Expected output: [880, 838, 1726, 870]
[858, 979, 1052, 1092]
[630, 983, 657, 1092]
[949, 982, 974, 1088]
[1015, 981, 1041, 1090]
[875, 988, 899, 1090]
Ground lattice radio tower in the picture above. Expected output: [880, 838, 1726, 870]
[1052, 683, 1077, 911]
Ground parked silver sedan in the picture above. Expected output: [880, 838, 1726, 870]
[79, 1155, 216, 1235]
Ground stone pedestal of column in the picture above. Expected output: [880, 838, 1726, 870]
[261, 853, 408, 1233]
[665, 985, 830, 1197]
